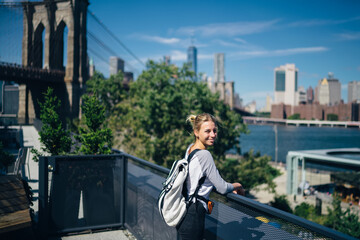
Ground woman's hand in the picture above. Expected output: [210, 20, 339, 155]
[232, 182, 245, 196]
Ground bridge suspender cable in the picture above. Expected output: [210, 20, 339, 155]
[88, 10, 145, 68]
[88, 48, 109, 66]
[87, 31, 140, 75]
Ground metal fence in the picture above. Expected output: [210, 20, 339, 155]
[38, 151, 357, 239]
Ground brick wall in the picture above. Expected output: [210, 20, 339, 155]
[271, 102, 360, 120]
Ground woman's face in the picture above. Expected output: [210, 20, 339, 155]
[195, 121, 217, 148]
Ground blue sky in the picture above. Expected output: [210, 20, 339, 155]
[87, 0, 360, 109]
[1, 0, 360, 109]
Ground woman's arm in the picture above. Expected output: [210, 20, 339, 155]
[199, 151, 234, 194]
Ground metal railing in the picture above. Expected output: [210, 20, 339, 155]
[114, 150, 356, 240]
[37, 150, 357, 239]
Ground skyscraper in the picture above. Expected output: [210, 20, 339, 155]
[348, 81, 360, 103]
[327, 73, 341, 106]
[306, 86, 314, 104]
[274, 63, 298, 106]
[318, 78, 330, 105]
[214, 53, 225, 83]
[298, 86, 306, 104]
[187, 46, 197, 80]
[109, 56, 124, 76]
[316, 73, 341, 106]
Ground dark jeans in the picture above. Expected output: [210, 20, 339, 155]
[177, 201, 206, 240]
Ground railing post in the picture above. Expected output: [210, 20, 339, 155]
[120, 154, 127, 227]
[301, 157, 305, 196]
[38, 156, 49, 239]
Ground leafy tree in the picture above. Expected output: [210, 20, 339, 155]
[327, 113, 338, 121]
[108, 60, 247, 168]
[31, 87, 72, 161]
[217, 150, 281, 192]
[269, 194, 293, 213]
[293, 202, 327, 225]
[324, 194, 360, 238]
[86, 70, 128, 115]
[294, 202, 313, 218]
[75, 94, 113, 155]
[288, 113, 301, 120]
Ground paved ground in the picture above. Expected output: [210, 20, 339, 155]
[20, 125, 136, 240]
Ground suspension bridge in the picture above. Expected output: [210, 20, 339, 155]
[0, 0, 144, 124]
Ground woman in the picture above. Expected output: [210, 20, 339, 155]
[176, 113, 244, 240]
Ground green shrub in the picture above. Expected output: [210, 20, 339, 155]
[327, 113, 338, 121]
[270, 194, 293, 213]
[31, 88, 72, 161]
[288, 113, 301, 120]
[75, 94, 113, 155]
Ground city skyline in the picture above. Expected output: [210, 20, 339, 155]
[87, 0, 359, 109]
[1, 0, 359, 109]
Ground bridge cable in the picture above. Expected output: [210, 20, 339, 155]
[87, 31, 140, 75]
[87, 10, 145, 68]
[88, 48, 109, 66]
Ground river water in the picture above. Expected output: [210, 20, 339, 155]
[238, 124, 360, 163]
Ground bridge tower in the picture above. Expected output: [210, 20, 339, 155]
[19, 0, 89, 124]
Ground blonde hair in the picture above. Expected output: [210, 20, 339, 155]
[186, 113, 217, 133]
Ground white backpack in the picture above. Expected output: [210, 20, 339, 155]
[158, 149, 204, 227]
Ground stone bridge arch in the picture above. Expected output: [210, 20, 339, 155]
[19, 0, 88, 124]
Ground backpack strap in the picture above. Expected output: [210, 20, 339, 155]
[183, 149, 206, 204]
[187, 149, 201, 163]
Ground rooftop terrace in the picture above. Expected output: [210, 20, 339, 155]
[2, 126, 357, 240]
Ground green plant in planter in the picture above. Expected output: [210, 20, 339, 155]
[29, 88, 77, 229]
[30, 87, 72, 161]
[74, 93, 113, 188]
[75, 94, 113, 155]
[75, 93, 116, 225]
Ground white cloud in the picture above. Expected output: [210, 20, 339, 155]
[341, 84, 348, 90]
[272, 47, 328, 55]
[176, 19, 280, 37]
[337, 32, 360, 41]
[140, 35, 181, 44]
[170, 50, 186, 61]
[288, 16, 360, 27]
[234, 38, 247, 44]
[230, 46, 328, 59]
[213, 39, 240, 48]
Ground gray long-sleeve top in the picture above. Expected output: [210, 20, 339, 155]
[185, 145, 234, 209]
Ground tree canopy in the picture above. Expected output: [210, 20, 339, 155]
[217, 150, 281, 191]
[87, 61, 247, 168]
[86, 61, 283, 191]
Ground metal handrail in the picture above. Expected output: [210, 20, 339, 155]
[227, 194, 355, 240]
[116, 149, 357, 240]
[112, 149, 170, 175]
